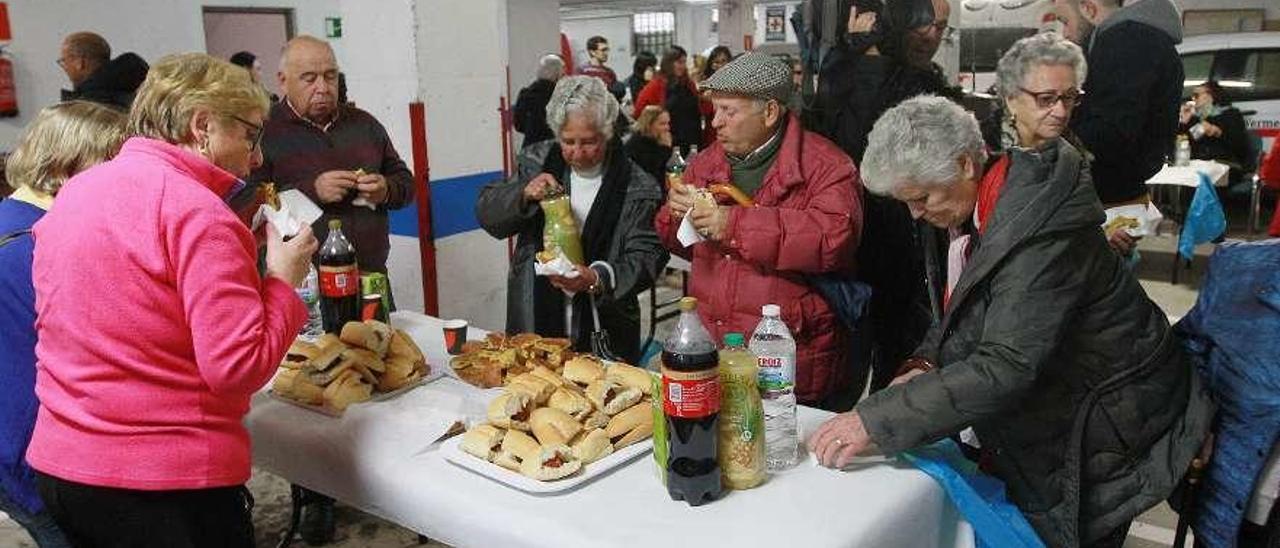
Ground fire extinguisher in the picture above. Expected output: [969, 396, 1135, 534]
[0, 52, 18, 118]
[0, 3, 15, 118]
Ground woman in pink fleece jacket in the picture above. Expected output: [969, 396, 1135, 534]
[29, 53, 318, 547]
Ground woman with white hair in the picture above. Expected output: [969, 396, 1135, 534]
[513, 53, 566, 148]
[808, 95, 1213, 548]
[478, 75, 668, 363]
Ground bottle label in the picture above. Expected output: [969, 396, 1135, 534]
[757, 355, 795, 392]
[319, 265, 359, 298]
[662, 366, 720, 419]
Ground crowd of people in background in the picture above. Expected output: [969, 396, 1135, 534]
[2, 0, 1279, 545]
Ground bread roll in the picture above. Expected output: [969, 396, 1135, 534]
[528, 365, 567, 388]
[582, 411, 610, 430]
[342, 347, 386, 373]
[487, 392, 534, 431]
[605, 363, 653, 397]
[308, 343, 346, 373]
[387, 329, 425, 361]
[282, 340, 321, 369]
[306, 360, 355, 385]
[315, 333, 344, 351]
[548, 388, 592, 420]
[340, 320, 392, 356]
[518, 444, 581, 481]
[571, 428, 615, 464]
[500, 429, 540, 462]
[460, 424, 505, 461]
[606, 403, 653, 449]
[586, 379, 642, 416]
[506, 374, 554, 405]
[323, 371, 373, 412]
[563, 355, 605, 386]
[377, 355, 420, 392]
[273, 369, 325, 405]
[493, 450, 522, 471]
[529, 407, 582, 447]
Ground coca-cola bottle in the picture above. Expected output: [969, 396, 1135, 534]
[318, 219, 360, 333]
[661, 297, 723, 506]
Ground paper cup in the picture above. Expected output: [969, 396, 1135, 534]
[442, 319, 469, 355]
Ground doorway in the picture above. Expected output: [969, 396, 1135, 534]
[203, 7, 294, 98]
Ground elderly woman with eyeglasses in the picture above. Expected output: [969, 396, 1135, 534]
[808, 95, 1214, 548]
[28, 53, 317, 547]
[477, 76, 668, 363]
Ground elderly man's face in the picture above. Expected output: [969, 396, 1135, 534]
[558, 112, 607, 171]
[58, 42, 91, 86]
[711, 95, 781, 157]
[903, 0, 951, 69]
[279, 41, 339, 124]
[892, 162, 979, 229]
[1052, 0, 1095, 45]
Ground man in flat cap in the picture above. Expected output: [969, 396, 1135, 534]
[655, 52, 864, 410]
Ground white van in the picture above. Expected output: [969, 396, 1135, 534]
[1177, 32, 1280, 151]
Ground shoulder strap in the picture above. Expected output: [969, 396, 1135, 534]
[0, 229, 32, 248]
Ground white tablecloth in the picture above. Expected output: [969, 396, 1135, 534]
[1146, 160, 1231, 188]
[246, 312, 974, 548]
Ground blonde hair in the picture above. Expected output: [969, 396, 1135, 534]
[7, 101, 127, 196]
[631, 105, 668, 139]
[128, 52, 270, 145]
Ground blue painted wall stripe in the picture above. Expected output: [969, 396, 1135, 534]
[387, 170, 505, 239]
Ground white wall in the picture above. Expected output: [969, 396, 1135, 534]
[561, 15, 631, 75]
[0, 0, 339, 151]
[675, 4, 718, 57]
[507, 0, 562, 151]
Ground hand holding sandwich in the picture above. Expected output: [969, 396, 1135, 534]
[355, 170, 389, 205]
[314, 170, 359, 203]
[265, 222, 318, 287]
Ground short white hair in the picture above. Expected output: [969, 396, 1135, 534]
[536, 54, 564, 81]
[995, 32, 1087, 102]
[546, 75, 620, 140]
[862, 95, 987, 196]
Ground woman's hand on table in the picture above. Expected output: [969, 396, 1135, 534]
[548, 265, 598, 294]
[808, 410, 874, 469]
[265, 222, 318, 287]
[523, 173, 562, 203]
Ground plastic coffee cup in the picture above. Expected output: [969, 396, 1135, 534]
[442, 319, 469, 355]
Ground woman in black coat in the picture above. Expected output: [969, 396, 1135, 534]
[1180, 80, 1253, 186]
[624, 105, 674, 189]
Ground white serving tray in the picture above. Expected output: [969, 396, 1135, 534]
[442, 434, 653, 494]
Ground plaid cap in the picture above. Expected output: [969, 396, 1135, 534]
[699, 52, 792, 105]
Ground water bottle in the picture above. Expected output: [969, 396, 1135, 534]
[296, 263, 324, 341]
[1175, 135, 1191, 167]
[749, 304, 798, 471]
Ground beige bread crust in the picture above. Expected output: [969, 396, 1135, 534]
[273, 369, 325, 405]
[306, 360, 355, 385]
[340, 320, 393, 357]
[528, 365, 567, 388]
[342, 347, 387, 373]
[460, 424, 505, 461]
[529, 407, 581, 446]
[500, 429, 540, 461]
[309, 343, 346, 373]
[518, 444, 582, 480]
[606, 403, 653, 449]
[571, 428, 615, 464]
[605, 363, 652, 397]
[582, 411, 610, 430]
[283, 340, 322, 369]
[387, 329, 425, 362]
[487, 392, 533, 430]
[493, 450, 522, 471]
[506, 374, 554, 404]
[562, 355, 605, 386]
[314, 333, 344, 351]
[547, 388, 592, 420]
[323, 371, 373, 412]
[377, 356, 420, 391]
[586, 379, 642, 415]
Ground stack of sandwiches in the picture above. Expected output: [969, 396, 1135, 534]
[460, 355, 655, 481]
[449, 332, 575, 389]
[272, 320, 430, 412]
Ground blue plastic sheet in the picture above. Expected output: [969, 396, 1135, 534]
[1178, 173, 1227, 260]
[904, 440, 1045, 548]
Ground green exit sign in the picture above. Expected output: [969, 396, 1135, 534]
[325, 17, 342, 38]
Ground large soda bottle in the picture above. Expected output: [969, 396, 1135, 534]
[318, 219, 360, 334]
[718, 333, 766, 490]
[750, 304, 798, 471]
[661, 297, 723, 506]
[295, 263, 324, 340]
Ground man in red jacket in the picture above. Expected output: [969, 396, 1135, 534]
[656, 52, 863, 408]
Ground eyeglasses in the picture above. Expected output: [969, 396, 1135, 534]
[230, 115, 264, 152]
[911, 21, 956, 41]
[1019, 87, 1084, 109]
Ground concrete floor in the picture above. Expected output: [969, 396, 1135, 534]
[0, 199, 1265, 547]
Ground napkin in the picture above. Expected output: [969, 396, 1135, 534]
[341, 389, 471, 455]
[677, 214, 705, 247]
[533, 251, 581, 278]
[253, 189, 324, 237]
[1103, 202, 1163, 238]
[351, 196, 378, 211]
